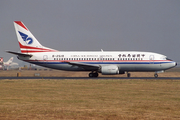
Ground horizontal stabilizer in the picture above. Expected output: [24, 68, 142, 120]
[6, 51, 32, 57]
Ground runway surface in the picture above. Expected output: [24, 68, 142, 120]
[0, 77, 180, 80]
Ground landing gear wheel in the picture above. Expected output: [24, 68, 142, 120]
[127, 73, 131, 77]
[89, 72, 99, 78]
[89, 73, 94, 78]
[154, 73, 158, 78]
[94, 72, 98, 77]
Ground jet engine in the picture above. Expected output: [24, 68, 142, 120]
[101, 65, 119, 75]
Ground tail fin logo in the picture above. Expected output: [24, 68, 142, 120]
[18, 31, 33, 45]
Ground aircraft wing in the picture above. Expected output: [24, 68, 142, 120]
[65, 61, 100, 70]
[6, 51, 32, 57]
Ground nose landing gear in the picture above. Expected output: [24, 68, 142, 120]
[154, 70, 164, 78]
[154, 73, 158, 78]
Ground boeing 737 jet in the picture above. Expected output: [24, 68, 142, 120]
[7, 21, 177, 77]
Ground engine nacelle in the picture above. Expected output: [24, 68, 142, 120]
[101, 65, 119, 75]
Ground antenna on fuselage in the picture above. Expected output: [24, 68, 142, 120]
[101, 49, 103, 52]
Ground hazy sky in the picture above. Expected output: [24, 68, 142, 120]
[0, 0, 180, 65]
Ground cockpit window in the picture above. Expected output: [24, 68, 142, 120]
[166, 58, 173, 61]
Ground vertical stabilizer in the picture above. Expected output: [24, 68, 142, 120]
[14, 21, 58, 53]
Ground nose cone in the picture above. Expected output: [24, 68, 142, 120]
[172, 62, 177, 68]
[167, 61, 177, 70]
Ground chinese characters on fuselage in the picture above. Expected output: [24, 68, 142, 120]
[118, 54, 145, 58]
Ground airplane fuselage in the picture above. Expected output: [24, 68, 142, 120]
[18, 51, 176, 72]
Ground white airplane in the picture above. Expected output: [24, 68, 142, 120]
[0, 57, 19, 70]
[7, 21, 177, 77]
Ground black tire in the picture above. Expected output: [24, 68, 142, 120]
[127, 73, 131, 77]
[89, 72, 98, 78]
[94, 73, 98, 77]
[154, 74, 158, 78]
[89, 73, 93, 77]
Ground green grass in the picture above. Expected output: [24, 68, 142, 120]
[0, 79, 180, 119]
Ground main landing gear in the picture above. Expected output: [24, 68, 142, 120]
[89, 71, 98, 78]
